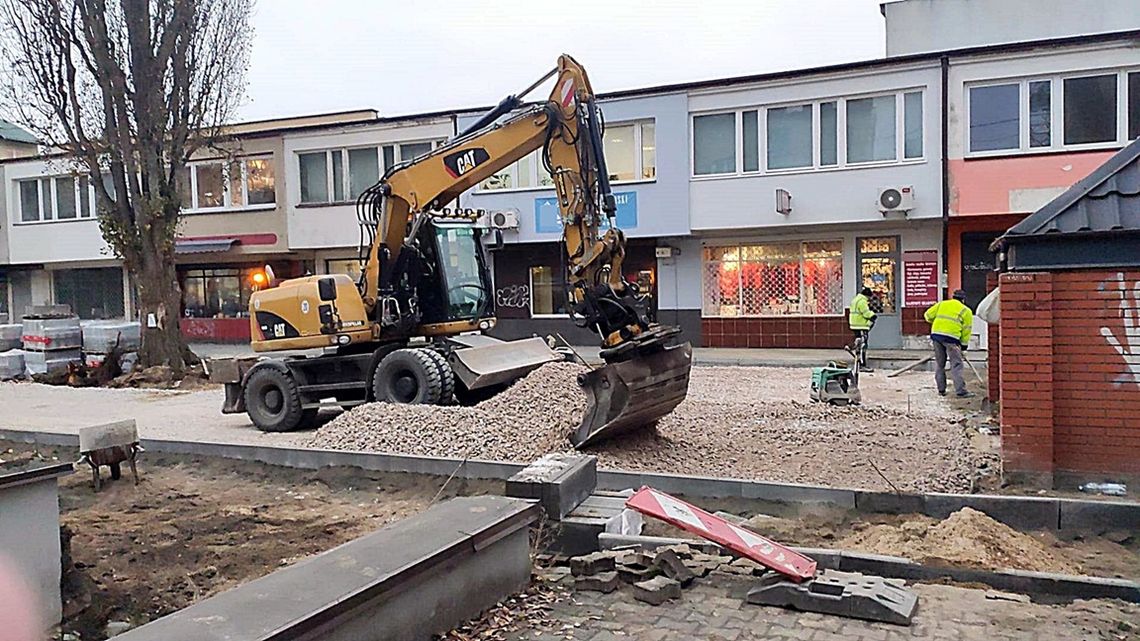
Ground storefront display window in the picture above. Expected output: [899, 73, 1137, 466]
[325, 258, 363, 283]
[702, 241, 843, 317]
[181, 268, 255, 319]
[858, 237, 899, 314]
[529, 266, 569, 316]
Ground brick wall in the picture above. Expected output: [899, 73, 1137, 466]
[702, 316, 849, 348]
[999, 270, 1140, 486]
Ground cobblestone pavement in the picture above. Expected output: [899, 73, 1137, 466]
[507, 575, 1140, 641]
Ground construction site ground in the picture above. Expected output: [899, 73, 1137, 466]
[1, 441, 496, 641]
[4, 438, 1136, 641]
[459, 573, 1140, 641]
[0, 362, 1000, 494]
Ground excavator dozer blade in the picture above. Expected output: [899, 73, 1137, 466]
[571, 341, 692, 449]
[448, 335, 563, 391]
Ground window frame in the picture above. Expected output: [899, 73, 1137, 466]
[14, 175, 100, 225]
[181, 154, 276, 213]
[296, 140, 444, 206]
[964, 67, 1139, 158]
[476, 120, 657, 193]
[701, 240, 845, 318]
[690, 88, 925, 180]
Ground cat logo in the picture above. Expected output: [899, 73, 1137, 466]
[443, 147, 490, 178]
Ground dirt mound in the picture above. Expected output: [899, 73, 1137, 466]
[839, 507, 1080, 573]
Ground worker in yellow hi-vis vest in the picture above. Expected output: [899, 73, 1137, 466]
[924, 290, 975, 398]
[848, 287, 877, 370]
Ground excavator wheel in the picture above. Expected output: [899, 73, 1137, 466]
[244, 367, 312, 432]
[419, 348, 456, 405]
[373, 348, 443, 405]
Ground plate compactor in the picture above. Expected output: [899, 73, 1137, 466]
[809, 340, 865, 406]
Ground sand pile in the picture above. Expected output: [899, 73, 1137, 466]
[839, 507, 1080, 573]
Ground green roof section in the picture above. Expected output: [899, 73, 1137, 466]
[0, 119, 38, 144]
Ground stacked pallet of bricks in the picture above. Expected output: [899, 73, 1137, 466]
[0, 323, 22, 379]
[21, 306, 82, 376]
[82, 321, 141, 371]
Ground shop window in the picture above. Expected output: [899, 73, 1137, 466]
[969, 83, 1020, 152]
[693, 113, 736, 175]
[1063, 74, 1117, 145]
[53, 268, 124, 320]
[702, 241, 843, 317]
[480, 122, 655, 190]
[529, 265, 568, 316]
[181, 268, 255, 319]
[325, 258, 363, 283]
[767, 104, 812, 170]
[857, 237, 898, 315]
[847, 95, 897, 163]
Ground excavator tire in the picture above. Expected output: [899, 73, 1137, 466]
[419, 348, 456, 405]
[244, 367, 309, 432]
[373, 348, 443, 405]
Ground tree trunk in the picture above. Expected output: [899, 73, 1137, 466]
[135, 252, 188, 375]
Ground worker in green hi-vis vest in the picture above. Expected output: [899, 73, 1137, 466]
[924, 289, 975, 398]
[848, 287, 876, 371]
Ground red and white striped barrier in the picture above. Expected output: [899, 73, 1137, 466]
[626, 486, 817, 581]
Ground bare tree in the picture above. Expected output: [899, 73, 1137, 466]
[0, 0, 252, 373]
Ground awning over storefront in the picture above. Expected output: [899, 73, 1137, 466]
[175, 238, 239, 255]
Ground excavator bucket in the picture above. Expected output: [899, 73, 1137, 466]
[448, 335, 563, 391]
[571, 341, 692, 449]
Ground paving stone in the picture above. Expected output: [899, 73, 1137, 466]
[632, 576, 682, 605]
[617, 563, 659, 583]
[571, 551, 617, 576]
[575, 570, 620, 593]
[653, 549, 696, 587]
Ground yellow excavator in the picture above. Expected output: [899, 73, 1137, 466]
[207, 55, 692, 448]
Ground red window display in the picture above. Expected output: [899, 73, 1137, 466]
[703, 241, 843, 317]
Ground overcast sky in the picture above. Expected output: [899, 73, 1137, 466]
[241, 0, 887, 121]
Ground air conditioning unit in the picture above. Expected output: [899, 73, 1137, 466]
[878, 186, 914, 214]
[487, 209, 520, 230]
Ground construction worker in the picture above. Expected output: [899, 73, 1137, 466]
[849, 287, 876, 370]
[924, 289, 974, 398]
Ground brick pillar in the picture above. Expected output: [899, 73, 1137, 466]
[998, 272, 1055, 487]
[986, 271, 1000, 403]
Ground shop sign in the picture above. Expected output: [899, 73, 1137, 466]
[903, 250, 939, 307]
[535, 191, 637, 233]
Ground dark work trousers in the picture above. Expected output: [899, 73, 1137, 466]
[932, 339, 967, 396]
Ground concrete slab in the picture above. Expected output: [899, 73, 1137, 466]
[854, 490, 926, 514]
[506, 454, 597, 519]
[746, 570, 919, 625]
[1058, 498, 1140, 533]
[112, 496, 540, 641]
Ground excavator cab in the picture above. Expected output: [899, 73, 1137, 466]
[413, 221, 494, 326]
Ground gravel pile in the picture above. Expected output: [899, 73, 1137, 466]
[306, 363, 982, 492]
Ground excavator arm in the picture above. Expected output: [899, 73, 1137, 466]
[357, 54, 692, 447]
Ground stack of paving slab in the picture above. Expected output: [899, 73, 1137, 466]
[21, 310, 82, 376]
[0, 324, 23, 379]
[82, 321, 141, 369]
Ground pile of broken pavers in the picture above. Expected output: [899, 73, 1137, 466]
[507, 453, 919, 626]
[567, 543, 767, 605]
